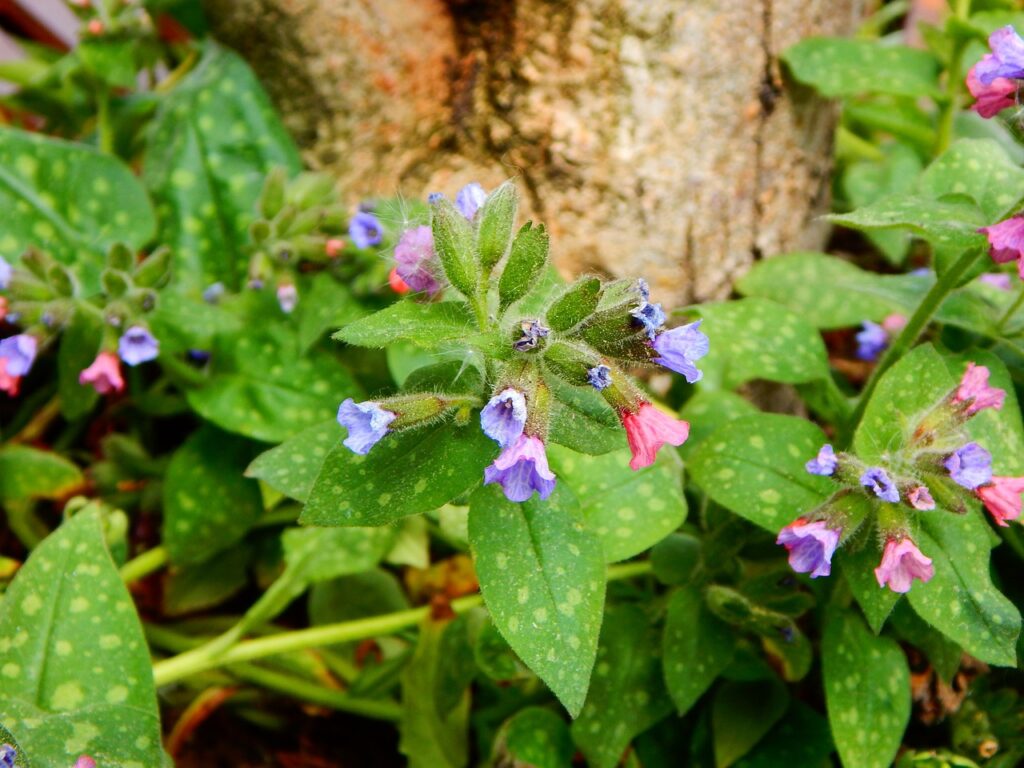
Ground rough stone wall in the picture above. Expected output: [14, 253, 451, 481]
[203, 0, 861, 305]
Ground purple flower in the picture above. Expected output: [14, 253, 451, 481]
[484, 433, 556, 502]
[631, 302, 666, 339]
[979, 272, 1012, 291]
[277, 283, 298, 313]
[348, 211, 383, 249]
[860, 467, 900, 503]
[855, 321, 889, 361]
[587, 364, 612, 390]
[908, 485, 935, 511]
[776, 518, 841, 578]
[651, 320, 709, 383]
[202, 282, 225, 304]
[455, 183, 486, 220]
[337, 398, 396, 455]
[975, 26, 1024, 84]
[805, 444, 837, 476]
[394, 225, 441, 295]
[514, 319, 549, 352]
[0, 256, 11, 289]
[118, 326, 159, 366]
[480, 388, 527, 448]
[944, 442, 993, 490]
[0, 743, 16, 768]
[636, 278, 650, 302]
[0, 334, 37, 376]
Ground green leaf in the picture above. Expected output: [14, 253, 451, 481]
[829, 196, 987, 251]
[782, 37, 941, 97]
[296, 273, 369, 350]
[476, 180, 518, 270]
[679, 389, 760, 460]
[546, 276, 602, 332]
[301, 421, 497, 527]
[662, 586, 736, 715]
[0, 445, 82, 502]
[163, 545, 250, 616]
[57, 307, 103, 420]
[162, 425, 263, 565]
[688, 414, 834, 532]
[733, 701, 833, 768]
[711, 679, 789, 768]
[650, 533, 702, 586]
[0, 507, 165, 766]
[572, 605, 673, 768]
[143, 42, 301, 290]
[500, 707, 574, 768]
[77, 39, 138, 88]
[0, 126, 155, 276]
[838, 542, 901, 634]
[334, 300, 476, 350]
[430, 194, 478, 298]
[547, 376, 624, 456]
[690, 298, 829, 389]
[918, 139, 1024, 220]
[468, 484, 605, 717]
[548, 444, 686, 562]
[822, 608, 910, 768]
[853, 344, 951, 463]
[499, 222, 550, 311]
[908, 511, 1020, 667]
[187, 323, 360, 443]
[400, 619, 469, 768]
[246, 420, 339, 502]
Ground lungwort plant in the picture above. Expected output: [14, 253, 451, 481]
[0, 2, 1023, 767]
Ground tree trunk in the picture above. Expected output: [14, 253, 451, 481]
[202, 0, 862, 304]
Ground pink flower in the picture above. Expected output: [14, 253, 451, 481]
[979, 216, 1024, 279]
[881, 313, 907, 334]
[621, 403, 689, 471]
[78, 351, 124, 395]
[325, 238, 345, 258]
[874, 538, 934, 594]
[0, 357, 20, 397]
[388, 267, 410, 295]
[0, 295, 7, 321]
[908, 485, 936, 510]
[776, 518, 841, 578]
[977, 476, 1024, 527]
[953, 363, 1005, 416]
[967, 60, 1017, 118]
[74, 757, 96, 768]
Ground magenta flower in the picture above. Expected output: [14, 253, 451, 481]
[480, 388, 527, 448]
[967, 60, 1017, 118]
[337, 398, 396, 455]
[73, 757, 96, 768]
[907, 485, 935, 511]
[651, 321, 709, 383]
[455, 183, 486, 220]
[0, 358, 18, 396]
[79, 351, 124, 395]
[394, 225, 441, 295]
[484, 433, 556, 502]
[0, 333, 37, 376]
[805, 444, 837, 476]
[621, 403, 690, 471]
[974, 26, 1024, 84]
[776, 518, 841, 578]
[953, 363, 1005, 416]
[944, 442, 993, 490]
[977, 476, 1024, 527]
[979, 216, 1024, 279]
[874, 538, 934, 593]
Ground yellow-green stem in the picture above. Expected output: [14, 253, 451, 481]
[120, 546, 169, 583]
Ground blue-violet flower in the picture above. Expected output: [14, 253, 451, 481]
[455, 182, 486, 220]
[860, 467, 900, 503]
[118, 326, 159, 366]
[587, 364, 612, 390]
[805, 444, 837, 476]
[484, 433, 556, 502]
[337, 398, 397, 455]
[349, 211, 383, 249]
[0, 333, 37, 376]
[944, 442, 993, 490]
[651, 320, 709, 383]
[480, 388, 527, 448]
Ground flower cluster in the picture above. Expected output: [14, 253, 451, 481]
[777, 363, 1022, 593]
[0, 246, 164, 398]
[334, 182, 710, 502]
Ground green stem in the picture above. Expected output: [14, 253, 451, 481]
[96, 84, 114, 156]
[470, 290, 490, 331]
[934, 0, 972, 156]
[9, 395, 62, 445]
[152, 561, 652, 687]
[849, 248, 986, 432]
[120, 546, 169, 583]
[994, 285, 1024, 334]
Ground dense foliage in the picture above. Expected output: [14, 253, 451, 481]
[1, 1, 1023, 766]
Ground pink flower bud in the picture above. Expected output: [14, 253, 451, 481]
[325, 238, 345, 258]
[621, 402, 689, 471]
[977, 476, 1024, 527]
[78, 351, 124, 395]
[87, 19, 104, 35]
[952, 363, 1005, 416]
[0, 358, 20, 397]
[388, 267, 410, 295]
[874, 538, 934, 594]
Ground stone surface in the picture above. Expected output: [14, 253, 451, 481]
[203, 0, 862, 304]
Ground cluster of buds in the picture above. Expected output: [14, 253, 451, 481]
[777, 363, 1022, 593]
[244, 169, 400, 313]
[335, 181, 709, 503]
[67, 0, 153, 39]
[0, 243, 167, 397]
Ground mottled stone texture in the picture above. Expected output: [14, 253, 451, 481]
[203, 0, 861, 304]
